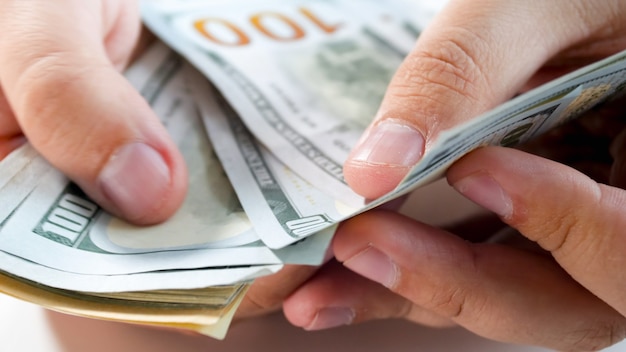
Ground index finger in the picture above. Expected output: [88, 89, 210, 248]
[448, 146, 626, 317]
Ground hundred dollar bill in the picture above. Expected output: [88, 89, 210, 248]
[141, 0, 426, 207]
[190, 73, 352, 248]
[0, 41, 331, 288]
[190, 48, 626, 247]
[0, 38, 334, 339]
[0, 144, 52, 224]
[187, 45, 626, 248]
[0, 116, 256, 340]
[142, 0, 626, 219]
[191, 48, 626, 247]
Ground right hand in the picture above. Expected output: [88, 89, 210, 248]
[281, 1, 626, 350]
[0, 0, 187, 224]
[343, 0, 626, 199]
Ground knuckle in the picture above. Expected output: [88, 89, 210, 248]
[528, 183, 608, 257]
[14, 52, 87, 117]
[431, 254, 479, 319]
[533, 209, 581, 253]
[428, 287, 470, 319]
[10, 52, 112, 164]
[382, 28, 496, 130]
[409, 244, 484, 320]
[390, 29, 490, 108]
[413, 45, 476, 97]
[565, 319, 626, 351]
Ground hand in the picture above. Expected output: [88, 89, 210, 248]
[343, 0, 626, 199]
[235, 262, 330, 321]
[282, 0, 626, 349]
[283, 96, 626, 351]
[0, 0, 187, 224]
[0, 1, 330, 330]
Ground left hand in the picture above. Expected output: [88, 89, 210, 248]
[234, 263, 326, 321]
[283, 97, 626, 351]
[0, 1, 187, 225]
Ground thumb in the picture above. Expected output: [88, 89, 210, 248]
[343, 0, 614, 199]
[0, 1, 187, 224]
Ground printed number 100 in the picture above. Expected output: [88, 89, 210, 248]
[193, 7, 342, 46]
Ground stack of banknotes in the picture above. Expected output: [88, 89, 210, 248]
[2, 0, 626, 339]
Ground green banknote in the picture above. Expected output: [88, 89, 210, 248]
[145, 0, 626, 248]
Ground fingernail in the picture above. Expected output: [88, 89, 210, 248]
[99, 142, 171, 221]
[452, 173, 513, 218]
[351, 120, 425, 167]
[343, 246, 397, 288]
[306, 307, 355, 331]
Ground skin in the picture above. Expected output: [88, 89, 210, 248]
[2, 0, 626, 350]
[343, 0, 626, 198]
[0, 0, 318, 323]
[0, 0, 187, 224]
[283, 0, 626, 351]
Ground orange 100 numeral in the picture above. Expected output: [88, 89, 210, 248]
[193, 7, 342, 46]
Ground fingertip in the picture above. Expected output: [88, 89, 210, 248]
[344, 162, 409, 199]
[283, 264, 359, 331]
[282, 299, 315, 329]
[282, 283, 323, 329]
[344, 119, 424, 199]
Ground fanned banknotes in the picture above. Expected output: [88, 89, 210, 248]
[2, 0, 626, 339]
[0, 40, 332, 339]
[141, 0, 426, 208]
[143, 0, 626, 248]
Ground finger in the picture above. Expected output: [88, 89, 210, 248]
[235, 264, 321, 320]
[333, 210, 626, 351]
[0, 134, 26, 161]
[0, 87, 19, 136]
[100, 0, 145, 71]
[344, 0, 625, 199]
[0, 1, 187, 224]
[283, 260, 453, 330]
[448, 147, 626, 320]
